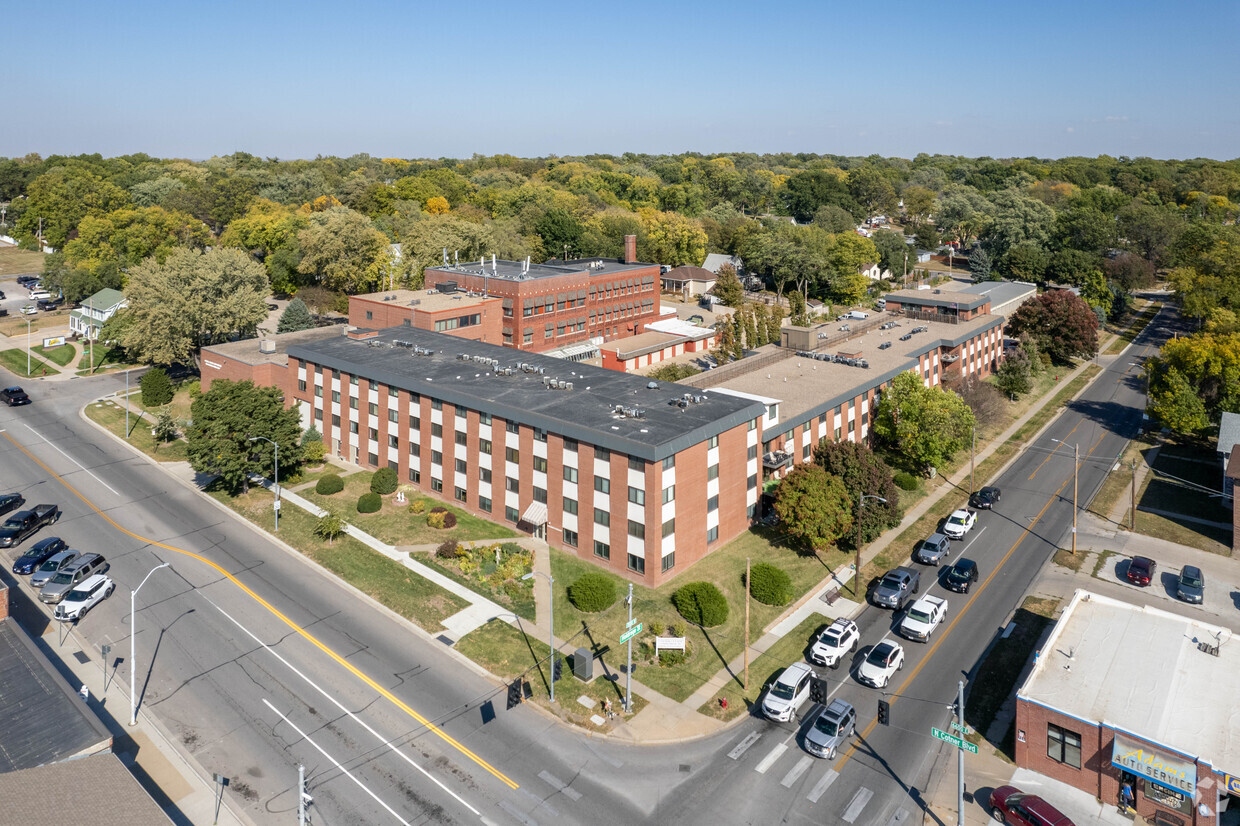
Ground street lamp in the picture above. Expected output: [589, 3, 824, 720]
[1051, 438, 1079, 556]
[131, 562, 170, 726]
[521, 570, 555, 704]
[24, 316, 32, 378]
[855, 493, 888, 597]
[248, 436, 280, 531]
[125, 368, 131, 440]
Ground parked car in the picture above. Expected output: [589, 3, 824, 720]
[761, 662, 816, 722]
[943, 508, 977, 539]
[809, 618, 860, 669]
[969, 486, 1002, 509]
[30, 550, 80, 588]
[36, 298, 62, 311]
[0, 492, 25, 517]
[1, 386, 31, 406]
[989, 785, 1076, 826]
[54, 574, 116, 621]
[0, 504, 60, 547]
[39, 552, 108, 604]
[1126, 556, 1156, 587]
[872, 566, 921, 609]
[900, 595, 948, 642]
[11, 536, 68, 575]
[19, 305, 37, 315]
[945, 558, 979, 593]
[915, 533, 952, 565]
[16, 275, 38, 286]
[804, 699, 856, 759]
[1176, 565, 1204, 604]
[27, 290, 53, 302]
[856, 641, 904, 688]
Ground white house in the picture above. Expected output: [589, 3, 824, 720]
[69, 288, 127, 339]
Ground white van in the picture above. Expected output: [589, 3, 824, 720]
[846, 311, 870, 320]
[28, 291, 53, 302]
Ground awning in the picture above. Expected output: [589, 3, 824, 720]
[521, 502, 548, 526]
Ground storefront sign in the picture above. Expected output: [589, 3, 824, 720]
[1225, 774, 1240, 795]
[204, 360, 223, 370]
[1111, 732, 1196, 796]
[42, 336, 66, 348]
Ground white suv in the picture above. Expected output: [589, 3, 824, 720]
[761, 662, 816, 722]
[809, 618, 859, 669]
[54, 574, 115, 621]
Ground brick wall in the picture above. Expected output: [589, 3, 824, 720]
[201, 352, 294, 401]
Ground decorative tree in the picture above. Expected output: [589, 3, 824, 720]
[772, 465, 853, 556]
[1005, 289, 1099, 364]
[812, 440, 900, 545]
[713, 263, 744, 307]
[139, 365, 174, 406]
[277, 297, 315, 333]
[872, 372, 976, 472]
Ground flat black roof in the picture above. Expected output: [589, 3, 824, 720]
[427, 257, 657, 284]
[288, 328, 765, 462]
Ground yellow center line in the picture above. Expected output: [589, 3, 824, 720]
[4, 431, 519, 790]
[1027, 419, 1080, 481]
[834, 425, 1106, 773]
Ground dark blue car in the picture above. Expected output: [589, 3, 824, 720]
[12, 537, 69, 575]
[0, 493, 24, 518]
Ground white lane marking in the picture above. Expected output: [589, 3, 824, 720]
[208, 597, 481, 816]
[24, 423, 119, 495]
[537, 770, 581, 801]
[755, 743, 787, 774]
[807, 768, 839, 802]
[780, 756, 813, 788]
[842, 787, 874, 823]
[728, 731, 761, 760]
[262, 699, 412, 826]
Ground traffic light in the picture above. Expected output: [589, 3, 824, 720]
[877, 699, 890, 726]
[810, 677, 829, 705]
[552, 657, 563, 682]
[506, 680, 523, 710]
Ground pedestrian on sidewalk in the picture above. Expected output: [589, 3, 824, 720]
[1119, 780, 1134, 813]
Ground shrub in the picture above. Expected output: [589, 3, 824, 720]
[316, 474, 345, 495]
[442, 511, 457, 528]
[302, 440, 326, 465]
[893, 471, 920, 491]
[672, 621, 687, 638]
[658, 649, 687, 667]
[184, 379, 202, 398]
[139, 366, 174, 406]
[152, 411, 178, 443]
[648, 621, 665, 637]
[673, 582, 729, 627]
[357, 492, 382, 513]
[746, 562, 793, 606]
[409, 499, 427, 514]
[436, 539, 460, 559]
[567, 572, 618, 612]
[426, 511, 447, 529]
[430, 506, 448, 514]
[313, 510, 346, 543]
[301, 427, 321, 446]
[370, 467, 398, 495]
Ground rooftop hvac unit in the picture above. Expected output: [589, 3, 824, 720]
[258, 340, 276, 354]
[565, 382, 573, 390]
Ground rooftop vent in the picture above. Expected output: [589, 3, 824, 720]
[258, 339, 276, 354]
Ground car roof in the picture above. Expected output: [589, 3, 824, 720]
[1182, 565, 1202, 576]
[953, 558, 977, 570]
[825, 698, 853, 717]
[949, 509, 968, 517]
[46, 550, 77, 562]
[779, 662, 813, 681]
[1132, 555, 1154, 565]
[63, 552, 101, 570]
[872, 640, 898, 655]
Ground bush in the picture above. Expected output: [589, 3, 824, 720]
[567, 572, 618, 612]
[893, 471, 920, 491]
[427, 511, 447, 529]
[648, 620, 665, 637]
[746, 562, 793, 606]
[673, 582, 729, 627]
[658, 649, 687, 667]
[357, 492, 381, 513]
[184, 379, 201, 398]
[672, 621, 687, 637]
[430, 506, 448, 514]
[436, 539, 460, 559]
[315, 474, 345, 495]
[409, 499, 427, 514]
[302, 440, 326, 465]
[301, 427, 321, 446]
[139, 366, 174, 406]
[370, 467, 398, 495]
[442, 511, 457, 528]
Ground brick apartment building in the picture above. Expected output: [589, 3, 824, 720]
[348, 288, 503, 344]
[422, 235, 662, 352]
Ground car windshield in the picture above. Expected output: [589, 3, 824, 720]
[38, 559, 62, 572]
[1181, 571, 1202, 587]
[51, 571, 74, 585]
[66, 586, 92, 601]
[880, 575, 903, 590]
[948, 566, 970, 581]
[907, 608, 931, 624]
[770, 681, 796, 701]
[1, 519, 21, 529]
[948, 515, 965, 525]
[815, 715, 840, 736]
[867, 645, 893, 666]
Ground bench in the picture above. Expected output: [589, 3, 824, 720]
[655, 636, 686, 653]
[820, 587, 841, 606]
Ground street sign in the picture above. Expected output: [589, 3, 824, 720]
[950, 721, 972, 735]
[620, 623, 643, 644]
[273, 500, 281, 510]
[626, 617, 638, 628]
[932, 727, 979, 754]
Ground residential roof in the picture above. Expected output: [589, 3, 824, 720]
[287, 327, 765, 461]
[1217, 411, 1240, 456]
[0, 753, 171, 825]
[1226, 450, 1240, 481]
[701, 254, 743, 274]
[83, 288, 125, 309]
[203, 326, 341, 367]
[0, 618, 112, 773]
[662, 266, 717, 283]
[1019, 590, 1240, 776]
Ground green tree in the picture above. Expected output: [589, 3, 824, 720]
[40, 252, 123, 304]
[15, 166, 129, 249]
[313, 510, 347, 544]
[788, 289, 809, 326]
[642, 209, 707, 267]
[772, 465, 853, 555]
[980, 189, 1055, 260]
[712, 263, 744, 307]
[1000, 242, 1048, 283]
[968, 246, 993, 282]
[186, 379, 304, 493]
[784, 169, 861, 224]
[117, 247, 270, 368]
[277, 297, 315, 333]
[535, 208, 584, 259]
[647, 363, 700, 382]
[994, 349, 1033, 398]
[63, 206, 209, 277]
[848, 167, 898, 220]
[813, 204, 857, 233]
[139, 365, 174, 406]
[1005, 289, 1099, 364]
[297, 207, 391, 293]
[1145, 332, 1240, 437]
[872, 372, 976, 472]
[871, 230, 910, 281]
[901, 185, 937, 229]
[812, 440, 900, 544]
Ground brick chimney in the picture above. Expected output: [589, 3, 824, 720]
[623, 234, 637, 264]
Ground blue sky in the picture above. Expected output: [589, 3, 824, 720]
[6, 0, 1238, 161]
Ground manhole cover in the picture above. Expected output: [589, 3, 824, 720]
[72, 651, 90, 664]
[679, 764, 691, 774]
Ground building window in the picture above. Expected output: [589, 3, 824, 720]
[315, 385, 323, 397]
[479, 439, 492, 455]
[532, 487, 547, 504]
[749, 417, 758, 431]
[1046, 724, 1081, 769]
[369, 402, 378, 416]
[594, 508, 610, 527]
[803, 444, 811, 460]
[479, 496, 492, 512]
[349, 421, 359, 434]
[628, 486, 645, 505]
[506, 477, 519, 493]
[707, 495, 719, 512]
[707, 464, 719, 481]
[431, 450, 442, 465]
[747, 444, 758, 460]
[507, 421, 520, 434]
[455, 458, 467, 474]
[628, 456, 644, 472]
[594, 477, 610, 494]
[332, 390, 340, 402]
[456, 432, 467, 446]
[410, 415, 420, 430]
[662, 455, 675, 470]
[332, 414, 340, 427]
[369, 427, 378, 441]
[480, 412, 492, 425]
[708, 435, 719, 449]
[409, 468, 421, 483]
[349, 397, 358, 410]
[389, 386, 398, 398]
[350, 375, 359, 386]
[748, 474, 758, 490]
[432, 399, 442, 410]
[479, 467, 492, 483]
[563, 466, 577, 483]
[298, 379, 307, 392]
[388, 435, 399, 448]
[506, 506, 520, 523]
[563, 528, 578, 547]
[409, 442, 420, 457]
[533, 456, 548, 473]
[594, 541, 610, 560]
[563, 497, 578, 515]
[368, 452, 379, 466]
[431, 478, 443, 492]
[563, 437, 578, 452]
[595, 446, 610, 461]
[431, 422, 443, 437]
[707, 526, 719, 543]
[533, 428, 547, 443]
[661, 552, 675, 573]
[627, 554, 645, 574]
[455, 487, 467, 503]
[662, 518, 675, 538]
[505, 447, 520, 463]
[628, 520, 645, 539]
[662, 484, 675, 504]
[388, 409, 398, 423]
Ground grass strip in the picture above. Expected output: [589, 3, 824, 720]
[0, 347, 59, 377]
[1105, 302, 1161, 355]
[699, 615, 827, 721]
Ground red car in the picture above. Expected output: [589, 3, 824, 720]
[989, 785, 1075, 825]
[1126, 556, 1156, 587]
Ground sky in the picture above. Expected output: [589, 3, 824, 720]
[6, 0, 1239, 162]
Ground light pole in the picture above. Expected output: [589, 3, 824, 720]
[25, 316, 32, 377]
[1052, 438, 1079, 555]
[521, 571, 556, 703]
[130, 562, 170, 726]
[125, 368, 131, 439]
[248, 436, 280, 531]
[855, 493, 888, 596]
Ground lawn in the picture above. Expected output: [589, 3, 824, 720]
[32, 342, 76, 366]
[548, 526, 849, 703]
[0, 247, 46, 276]
[76, 344, 134, 374]
[84, 398, 189, 462]
[0, 313, 63, 338]
[0, 348, 59, 377]
[699, 614, 826, 722]
[1051, 548, 1087, 573]
[215, 486, 469, 632]
[300, 473, 519, 547]
[417, 541, 536, 622]
[455, 618, 647, 729]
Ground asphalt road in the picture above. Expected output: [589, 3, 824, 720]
[0, 300, 1183, 826]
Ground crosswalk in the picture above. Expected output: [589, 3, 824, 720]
[727, 731, 910, 823]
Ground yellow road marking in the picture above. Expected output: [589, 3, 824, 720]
[3, 431, 519, 790]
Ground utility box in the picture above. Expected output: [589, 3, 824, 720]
[573, 647, 594, 681]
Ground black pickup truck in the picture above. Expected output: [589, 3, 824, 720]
[0, 504, 61, 548]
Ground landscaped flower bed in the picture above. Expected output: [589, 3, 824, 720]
[419, 540, 536, 621]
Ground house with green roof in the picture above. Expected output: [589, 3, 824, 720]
[69, 288, 127, 339]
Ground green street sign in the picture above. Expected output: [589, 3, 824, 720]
[932, 727, 979, 754]
[620, 623, 643, 644]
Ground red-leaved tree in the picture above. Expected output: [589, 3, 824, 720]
[1006, 289, 1098, 365]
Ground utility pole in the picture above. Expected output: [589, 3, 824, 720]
[624, 582, 634, 713]
[298, 764, 308, 826]
[956, 680, 966, 826]
[1129, 459, 1137, 531]
[1072, 442, 1079, 556]
[744, 557, 751, 692]
[970, 425, 976, 494]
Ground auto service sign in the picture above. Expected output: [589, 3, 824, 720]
[1111, 731, 1196, 796]
[42, 336, 66, 348]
